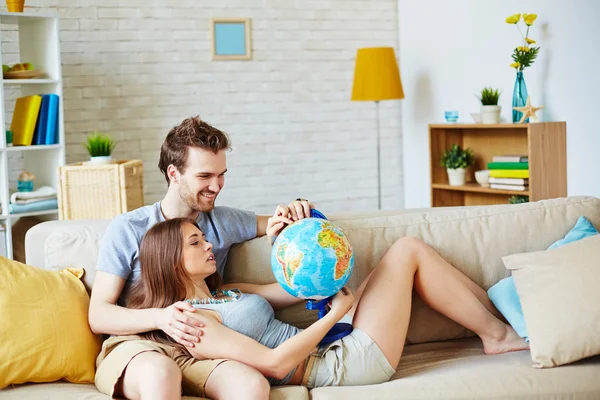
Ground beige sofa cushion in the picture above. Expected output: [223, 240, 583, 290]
[0, 382, 308, 400]
[309, 338, 600, 400]
[226, 196, 600, 344]
[503, 235, 600, 368]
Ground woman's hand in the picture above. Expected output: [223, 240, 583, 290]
[154, 301, 204, 347]
[329, 287, 354, 319]
[267, 205, 293, 245]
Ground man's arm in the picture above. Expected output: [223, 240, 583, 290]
[89, 271, 159, 335]
[220, 282, 302, 310]
[89, 271, 204, 347]
[256, 215, 270, 237]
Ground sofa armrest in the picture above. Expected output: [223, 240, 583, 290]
[25, 219, 111, 269]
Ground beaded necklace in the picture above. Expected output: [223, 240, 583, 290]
[185, 289, 241, 305]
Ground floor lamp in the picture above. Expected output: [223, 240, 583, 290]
[351, 47, 404, 210]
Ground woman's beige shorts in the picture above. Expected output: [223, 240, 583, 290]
[95, 335, 226, 398]
[305, 328, 396, 388]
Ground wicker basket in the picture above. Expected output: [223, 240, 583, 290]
[58, 160, 144, 220]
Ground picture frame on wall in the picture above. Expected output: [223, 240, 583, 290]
[210, 18, 252, 60]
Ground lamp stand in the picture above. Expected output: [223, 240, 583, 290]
[375, 100, 381, 210]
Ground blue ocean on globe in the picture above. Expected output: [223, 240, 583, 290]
[270, 218, 354, 300]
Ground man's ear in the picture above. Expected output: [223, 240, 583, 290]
[167, 165, 179, 183]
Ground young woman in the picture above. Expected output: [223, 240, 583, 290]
[128, 217, 528, 391]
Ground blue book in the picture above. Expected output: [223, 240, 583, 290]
[44, 94, 59, 145]
[32, 95, 50, 145]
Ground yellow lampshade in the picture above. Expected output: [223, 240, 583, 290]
[351, 47, 404, 101]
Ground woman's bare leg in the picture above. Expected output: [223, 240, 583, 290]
[120, 353, 270, 400]
[350, 248, 504, 320]
[121, 352, 182, 400]
[204, 361, 270, 400]
[351, 236, 528, 368]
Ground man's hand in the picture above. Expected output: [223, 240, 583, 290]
[258, 199, 315, 238]
[155, 301, 205, 347]
[287, 199, 313, 221]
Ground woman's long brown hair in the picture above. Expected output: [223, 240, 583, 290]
[127, 217, 223, 347]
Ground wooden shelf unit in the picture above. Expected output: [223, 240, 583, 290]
[429, 122, 566, 207]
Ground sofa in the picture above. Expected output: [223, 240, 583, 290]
[2, 196, 600, 400]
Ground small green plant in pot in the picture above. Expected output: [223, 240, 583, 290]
[508, 195, 529, 204]
[440, 144, 474, 186]
[84, 132, 116, 165]
[479, 87, 502, 124]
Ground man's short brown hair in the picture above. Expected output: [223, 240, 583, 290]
[158, 116, 231, 184]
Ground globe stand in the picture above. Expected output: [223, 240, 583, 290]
[305, 208, 353, 345]
[306, 297, 353, 345]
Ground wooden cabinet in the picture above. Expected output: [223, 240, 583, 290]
[429, 122, 566, 207]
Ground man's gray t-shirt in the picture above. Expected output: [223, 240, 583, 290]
[96, 202, 256, 306]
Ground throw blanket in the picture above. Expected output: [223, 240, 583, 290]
[10, 186, 57, 205]
[9, 199, 58, 214]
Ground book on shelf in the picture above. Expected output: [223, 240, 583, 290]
[489, 169, 529, 179]
[492, 155, 528, 163]
[32, 95, 49, 145]
[42, 94, 59, 145]
[489, 177, 529, 185]
[10, 95, 42, 146]
[11, 94, 59, 146]
[487, 162, 529, 170]
[490, 183, 528, 191]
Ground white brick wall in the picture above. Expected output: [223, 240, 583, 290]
[3, 0, 403, 214]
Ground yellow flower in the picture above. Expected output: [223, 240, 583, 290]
[505, 14, 521, 24]
[525, 37, 536, 44]
[517, 46, 530, 52]
[510, 62, 521, 69]
[523, 13, 537, 26]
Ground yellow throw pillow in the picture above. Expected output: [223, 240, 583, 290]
[0, 257, 102, 388]
[503, 235, 600, 368]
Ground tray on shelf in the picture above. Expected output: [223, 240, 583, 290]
[3, 69, 45, 79]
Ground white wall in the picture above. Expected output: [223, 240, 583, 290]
[3, 0, 404, 214]
[399, 0, 600, 208]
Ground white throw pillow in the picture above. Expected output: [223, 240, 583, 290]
[502, 235, 600, 367]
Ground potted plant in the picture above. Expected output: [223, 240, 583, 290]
[509, 195, 529, 204]
[479, 87, 502, 124]
[84, 133, 116, 165]
[440, 144, 474, 186]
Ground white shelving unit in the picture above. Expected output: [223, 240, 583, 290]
[0, 11, 65, 259]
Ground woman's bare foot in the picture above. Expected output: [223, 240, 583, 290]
[482, 324, 529, 355]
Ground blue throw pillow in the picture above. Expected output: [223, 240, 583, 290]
[487, 216, 598, 341]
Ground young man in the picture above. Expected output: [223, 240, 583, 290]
[89, 116, 312, 400]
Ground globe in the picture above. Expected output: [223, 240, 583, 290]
[271, 217, 354, 300]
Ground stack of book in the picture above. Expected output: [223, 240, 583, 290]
[487, 155, 529, 191]
[10, 94, 59, 146]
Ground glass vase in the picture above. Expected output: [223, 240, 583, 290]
[512, 71, 529, 123]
